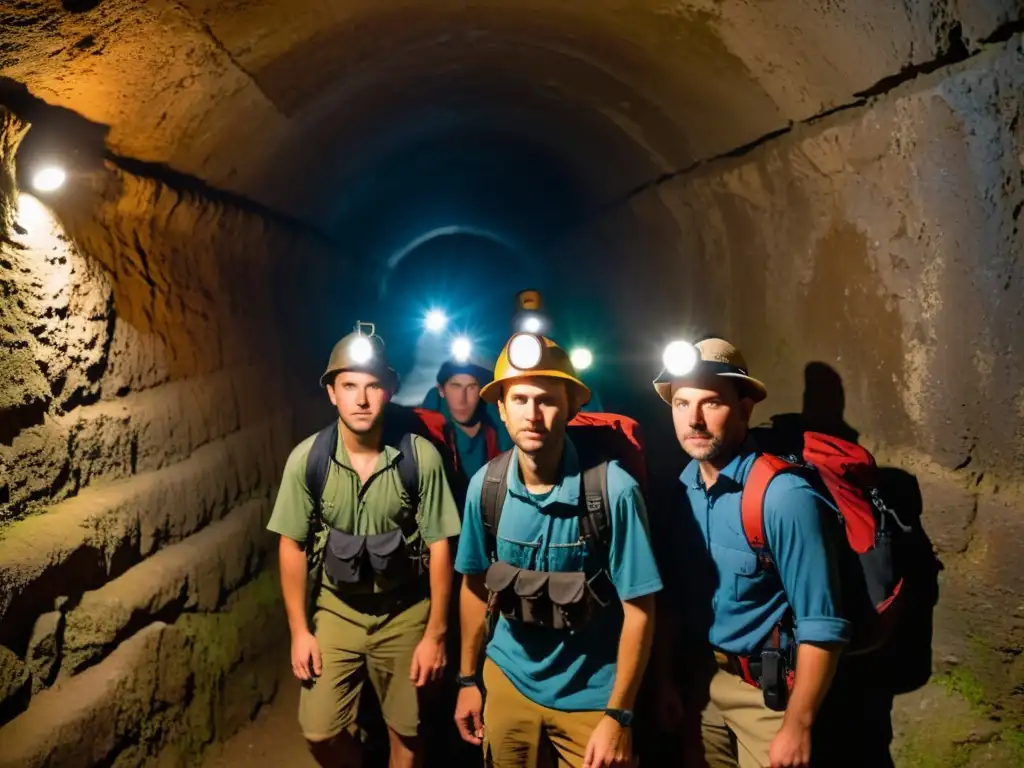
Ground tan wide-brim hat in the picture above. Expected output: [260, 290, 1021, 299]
[653, 337, 768, 404]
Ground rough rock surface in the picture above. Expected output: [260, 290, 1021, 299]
[0, 105, 328, 761]
[2, 1, 1019, 221]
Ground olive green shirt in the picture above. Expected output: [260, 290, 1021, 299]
[268, 429, 462, 545]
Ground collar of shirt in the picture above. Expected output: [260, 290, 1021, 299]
[679, 433, 759, 493]
[506, 435, 581, 507]
[333, 433, 402, 472]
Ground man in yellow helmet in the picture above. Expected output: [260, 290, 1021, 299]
[452, 332, 663, 768]
[266, 325, 463, 768]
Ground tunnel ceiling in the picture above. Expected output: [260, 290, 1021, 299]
[2, 0, 1015, 228]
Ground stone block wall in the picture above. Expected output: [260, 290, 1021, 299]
[0, 107, 333, 765]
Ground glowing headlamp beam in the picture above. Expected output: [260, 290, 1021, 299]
[32, 166, 66, 193]
[570, 348, 593, 371]
[451, 336, 472, 363]
[519, 314, 543, 334]
[508, 334, 543, 370]
[425, 309, 448, 333]
[349, 335, 374, 364]
[662, 340, 698, 377]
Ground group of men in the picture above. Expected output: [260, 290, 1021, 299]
[266, 319, 852, 768]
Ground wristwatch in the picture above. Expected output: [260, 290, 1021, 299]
[456, 674, 480, 688]
[604, 708, 634, 727]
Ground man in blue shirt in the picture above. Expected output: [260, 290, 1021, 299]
[423, 355, 513, 485]
[652, 337, 850, 768]
[453, 332, 662, 768]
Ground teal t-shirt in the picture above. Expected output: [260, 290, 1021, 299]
[421, 390, 513, 478]
[454, 438, 663, 711]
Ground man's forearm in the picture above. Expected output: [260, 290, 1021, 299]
[785, 642, 842, 728]
[607, 594, 657, 710]
[279, 536, 310, 636]
[459, 574, 489, 676]
[425, 539, 453, 639]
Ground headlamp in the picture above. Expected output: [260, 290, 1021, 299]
[32, 166, 66, 193]
[508, 333, 544, 370]
[425, 309, 448, 333]
[349, 335, 374, 364]
[663, 340, 699, 377]
[451, 336, 472, 363]
[519, 313, 544, 334]
[570, 347, 593, 372]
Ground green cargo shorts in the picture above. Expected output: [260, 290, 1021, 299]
[298, 586, 430, 741]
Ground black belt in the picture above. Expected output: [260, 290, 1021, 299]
[713, 648, 762, 688]
[337, 579, 428, 616]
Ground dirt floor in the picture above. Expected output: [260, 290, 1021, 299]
[201, 666, 316, 768]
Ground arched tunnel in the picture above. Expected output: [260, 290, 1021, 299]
[2, 1, 1024, 765]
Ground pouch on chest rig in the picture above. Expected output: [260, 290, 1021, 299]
[322, 506, 424, 588]
[484, 560, 614, 630]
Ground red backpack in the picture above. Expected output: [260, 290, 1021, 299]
[741, 431, 910, 655]
[481, 412, 648, 563]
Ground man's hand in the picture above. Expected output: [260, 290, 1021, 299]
[583, 716, 634, 768]
[291, 631, 322, 681]
[769, 720, 812, 768]
[409, 633, 446, 687]
[454, 685, 485, 745]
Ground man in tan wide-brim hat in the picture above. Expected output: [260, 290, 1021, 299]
[650, 336, 849, 768]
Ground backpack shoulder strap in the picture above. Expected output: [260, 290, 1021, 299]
[580, 461, 611, 568]
[484, 424, 499, 460]
[741, 454, 796, 567]
[305, 421, 339, 530]
[395, 433, 421, 536]
[481, 449, 514, 559]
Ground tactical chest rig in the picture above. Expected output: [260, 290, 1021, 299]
[480, 450, 617, 631]
[304, 420, 429, 611]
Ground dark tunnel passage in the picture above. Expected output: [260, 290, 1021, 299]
[2, 1, 1024, 766]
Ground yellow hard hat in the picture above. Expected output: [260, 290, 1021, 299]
[480, 333, 591, 406]
[320, 329, 397, 389]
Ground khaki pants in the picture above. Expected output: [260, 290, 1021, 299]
[299, 587, 430, 741]
[482, 659, 604, 768]
[701, 668, 786, 768]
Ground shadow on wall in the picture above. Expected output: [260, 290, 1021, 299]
[757, 362, 943, 768]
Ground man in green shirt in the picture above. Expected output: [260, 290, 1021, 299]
[267, 326, 462, 768]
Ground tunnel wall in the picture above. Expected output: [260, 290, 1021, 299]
[0, 108, 331, 766]
[565, 37, 1024, 764]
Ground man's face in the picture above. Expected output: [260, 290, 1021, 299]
[671, 380, 754, 463]
[439, 374, 481, 425]
[498, 378, 572, 455]
[327, 371, 391, 435]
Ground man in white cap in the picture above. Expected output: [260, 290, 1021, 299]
[652, 337, 850, 768]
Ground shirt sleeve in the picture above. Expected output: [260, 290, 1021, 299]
[266, 436, 316, 542]
[605, 462, 664, 602]
[454, 467, 491, 575]
[763, 474, 852, 646]
[413, 436, 463, 545]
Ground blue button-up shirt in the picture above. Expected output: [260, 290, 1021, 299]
[674, 435, 851, 655]
[455, 437, 663, 711]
